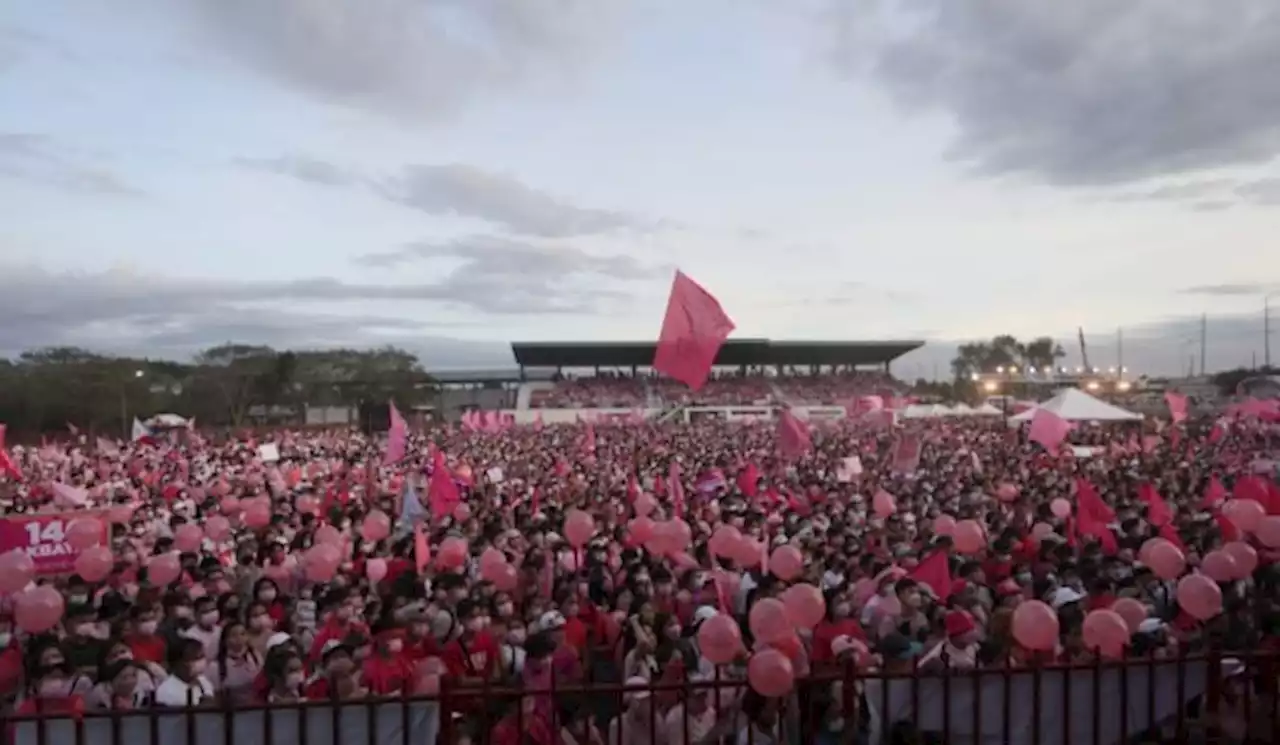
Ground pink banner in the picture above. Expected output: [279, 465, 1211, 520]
[0, 510, 108, 575]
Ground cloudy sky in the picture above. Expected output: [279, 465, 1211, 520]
[2, 0, 1279, 376]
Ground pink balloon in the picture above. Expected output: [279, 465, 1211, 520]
[1138, 537, 1168, 565]
[1111, 598, 1147, 634]
[304, 543, 342, 582]
[734, 537, 764, 568]
[710, 524, 743, 558]
[438, 537, 469, 569]
[1257, 516, 1280, 548]
[633, 492, 656, 518]
[1012, 600, 1059, 651]
[769, 545, 804, 580]
[0, 550, 35, 593]
[933, 515, 956, 536]
[147, 552, 182, 586]
[1050, 498, 1072, 519]
[315, 525, 343, 546]
[564, 509, 596, 548]
[748, 598, 792, 644]
[697, 613, 744, 665]
[74, 546, 114, 583]
[1200, 550, 1237, 583]
[204, 516, 231, 543]
[491, 563, 518, 592]
[872, 490, 897, 518]
[668, 519, 692, 552]
[66, 518, 104, 551]
[997, 483, 1020, 502]
[480, 548, 506, 573]
[628, 516, 655, 544]
[747, 648, 795, 697]
[360, 510, 391, 542]
[780, 583, 826, 629]
[1224, 499, 1265, 533]
[1082, 609, 1129, 658]
[174, 524, 203, 554]
[1032, 522, 1055, 540]
[14, 586, 65, 633]
[452, 503, 471, 522]
[296, 495, 320, 516]
[366, 557, 388, 583]
[220, 495, 240, 515]
[1223, 542, 1258, 578]
[672, 552, 699, 570]
[1147, 541, 1186, 581]
[953, 520, 986, 554]
[243, 501, 271, 529]
[1177, 573, 1223, 620]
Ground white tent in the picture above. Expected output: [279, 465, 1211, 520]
[972, 403, 1004, 416]
[950, 403, 975, 416]
[1008, 388, 1142, 422]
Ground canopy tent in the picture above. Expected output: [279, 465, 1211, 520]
[972, 403, 1004, 416]
[145, 413, 191, 429]
[950, 403, 975, 416]
[1008, 388, 1142, 422]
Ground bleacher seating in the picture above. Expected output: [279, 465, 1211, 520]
[527, 372, 902, 408]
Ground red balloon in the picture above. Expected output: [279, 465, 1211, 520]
[15, 586, 65, 633]
[872, 490, 896, 517]
[1257, 516, 1280, 548]
[243, 500, 271, 529]
[1147, 541, 1186, 581]
[360, 510, 391, 542]
[747, 648, 795, 697]
[710, 524, 743, 558]
[933, 515, 957, 536]
[769, 545, 803, 581]
[296, 495, 320, 516]
[453, 503, 472, 522]
[1223, 542, 1258, 579]
[633, 492, 656, 518]
[1223, 499, 1265, 533]
[491, 563, 519, 592]
[1082, 609, 1129, 658]
[996, 483, 1020, 502]
[0, 550, 35, 593]
[1050, 498, 1072, 518]
[480, 548, 506, 573]
[748, 598, 792, 644]
[366, 557, 388, 583]
[147, 552, 182, 586]
[220, 495, 240, 515]
[174, 524, 203, 553]
[697, 613, 743, 665]
[780, 583, 826, 630]
[1012, 600, 1059, 651]
[734, 537, 764, 568]
[628, 516, 655, 544]
[1200, 551, 1237, 583]
[953, 520, 986, 554]
[315, 525, 343, 546]
[66, 518, 104, 551]
[75, 546, 114, 583]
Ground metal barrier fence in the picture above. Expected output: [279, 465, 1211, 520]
[6, 650, 1279, 745]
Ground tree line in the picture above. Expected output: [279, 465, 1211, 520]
[0, 344, 433, 439]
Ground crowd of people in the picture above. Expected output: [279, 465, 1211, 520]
[529, 371, 898, 409]
[0, 392, 1278, 744]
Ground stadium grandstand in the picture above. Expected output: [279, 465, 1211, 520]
[495, 338, 923, 414]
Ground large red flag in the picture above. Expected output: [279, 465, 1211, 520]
[1201, 476, 1228, 510]
[1138, 483, 1173, 527]
[652, 270, 735, 391]
[1075, 479, 1117, 554]
[383, 400, 407, 466]
[737, 462, 760, 499]
[908, 550, 952, 601]
[428, 450, 461, 520]
[777, 408, 812, 459]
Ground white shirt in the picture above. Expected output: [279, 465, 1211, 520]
[154, 675, 214, 707]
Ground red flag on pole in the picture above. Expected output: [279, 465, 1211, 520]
[384, 400, 408, 466]
[1164, 391, 1188, 423]
[652, 270, 735, 391]
[1075, 479, 1117, 554]
[428, 450, 461, 520]
[777, 408, 812, 459]
[908, 550, 952, 601]
[1138, 483, 1173, 527]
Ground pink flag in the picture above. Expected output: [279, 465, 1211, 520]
[428, 450, 461, 520]
[1028, 409, 1070, 452]
[652, 270, 735, 391]
[669, 461, 685, 518]
[383, 400, 407, 465]
[1164, 391, 1188, 423]
[776, 408, 812, 458]
[737, 462, 760, 499]
[1201, 476, 1228, 510]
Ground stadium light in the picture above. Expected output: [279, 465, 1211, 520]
[1075, 367, 1084, 373]
[1116, 381, 1132, 392]
[995, 366, 1004, 374]
[1086, 380, 1101, 391]
[1008, 366, 1018, 374]
[970, 373, 979, 382]
[983, 381, 999, 393]
[1108, 366, 1116, 374]
[1028, 365, 1037, 373]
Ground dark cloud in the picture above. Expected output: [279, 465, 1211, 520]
[826, 0, 1280, 186]
[235, 155, 359, 187]
[241, 155, 646, 238]
[174, 0, 618, 120]
[0, 264, 631, 360]
[358, 234, 660, 280]
[1181, 283, 1280, 297]
[0, 132, 141, 196]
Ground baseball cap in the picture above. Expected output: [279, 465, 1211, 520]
[1049, 587, 1085, 610]
[692, 606, 719, 626]
[537, 610, 566, 632]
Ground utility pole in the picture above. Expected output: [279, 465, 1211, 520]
[1266, 296, 1271, 370]
[1117, 327, 1124, 378]
[1200, 313, 1207, 377]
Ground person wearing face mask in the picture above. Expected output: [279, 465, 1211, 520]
[499, 622, 528, 679]
[441, 600, 501, 685]
[124, 605, 167, 665]
[304, 639, 364, 700]
[919, 610, 981, 670]
[154, 639, 215, 707]
[245, 602, 277, 657]
[253, 579, 288, 627]
[14, 663, 85, 717]
[264, 651, 307, 704]
[181, 597, 222, 661]
[401, 609, 441, 664]
[62, 604, 108, 676]
[308, 589, 369, 664]
[207, 620, 262, 705]
[85, 660, 148, 709]
[361, 627, 413, 695]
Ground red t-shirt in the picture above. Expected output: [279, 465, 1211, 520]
[441, 631, 500, 681]
[811, 619, 867, 665]
[125, 634, 166, 665]
[362, 654, 414, 695]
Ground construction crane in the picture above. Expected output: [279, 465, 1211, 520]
[1077, 327, 1090, 372]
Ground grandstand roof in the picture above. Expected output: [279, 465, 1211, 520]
[510, 339, 924, 369]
